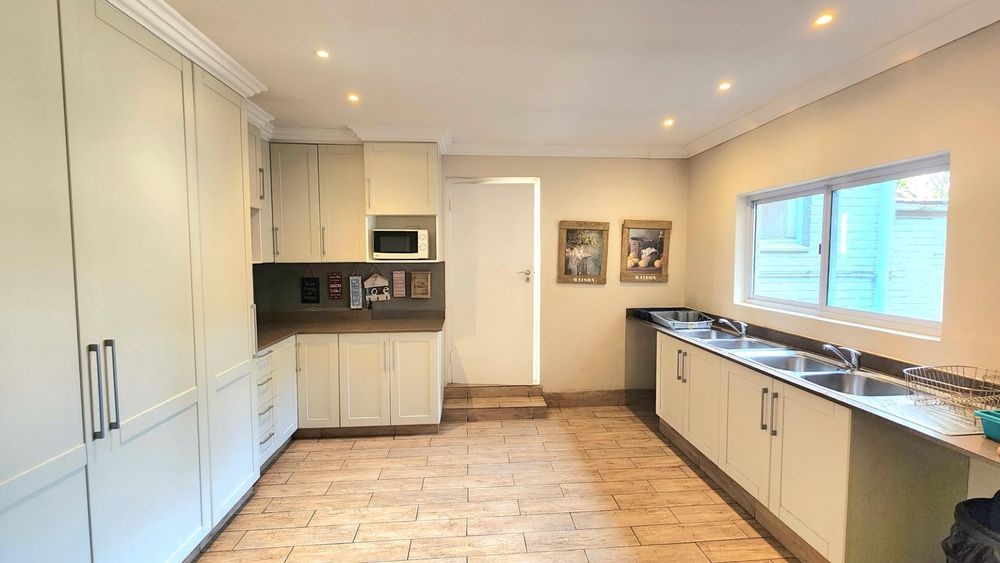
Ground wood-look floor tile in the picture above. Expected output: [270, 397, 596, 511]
[306, 449, 391, 461]
[274, 451, 309, 462]
[206, 530, 245, 551]
[424, 474, 514, 490]
[253, 483, 331, 498]
[503, 435, 579, 445]
[285, 469, 382, 484]
[416, 500, 521, 520]
[573, 431, 656, 442]
[549, 459, 636, 472]
[507, 451, 582, 462]
[467, 461, 553, 475]
[469, 443, 547, 454]
[592, 410, 637, 418]
[633, 521, 748, 545]
[387, 445, 468, 458]
[286, 440, 355, 452]
[428, 454, 511, 466]
[618, 438, 673, 448]
[264, 494, 372, 512]
[670, 504, 749, 524]
[598, 468, 687, 482]
[341, 456, 428, 469]
[649, 477, 718, 492]
[543, 440, 618, 451]
[431, 436, 507, 446]
[378, 465, 467, 479]
[325, 478, 423, 494]
[238, 497, 271, 515]
[256, 472, 292, 486]
[586, 447, 669, 459]
[696, 538, 794, 562]
[570, 508, 679, 529]
[308, 505, 418, 527]
[267, 460, 346, 472]
[234, 524, 357, 550]
[512, 470, 602, 486]
[468, 427, 539, 436]
[613, 491, 717, 509]
[585, 544, 710, 563]
[227, 511, 314, 531]
[524, 527, 639, 551]
[560, 480, 654, 496]
[468, 551, 588, 563]
[734, 519, 771, 539]
[197, 546, 292, 562]
[467, 513, 575, 535]
[352, 436, 431, 449]
[284, 539, 409, 562]
[369, 489, 468, 507]
[409, 533, 526, 559]
[468, 485, 563, 502]
[517, 495, 619, 515]
[355, 517, 466, 542]
[630, 456, 688, 469]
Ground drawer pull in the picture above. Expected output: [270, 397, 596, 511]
[259, 404, 274, 417]
[254, 349, 273, 359]
[259, 432, 274, 446]
[257, 377, 273, 387]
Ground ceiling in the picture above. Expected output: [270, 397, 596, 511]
[165, 0, 999, 156]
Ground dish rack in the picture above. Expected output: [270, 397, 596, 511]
[902, 365, 1000, 421]
[647, 310, 714, 330]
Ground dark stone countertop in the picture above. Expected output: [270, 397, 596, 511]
[257, 310, 444, 350]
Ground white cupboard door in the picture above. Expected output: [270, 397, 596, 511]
[769, 382, 852, 563]
[655, 334, 687, 435]
[60, 1, 207, 560]
[319, 144, 366, 262]
[192, 65, 257, 524]
[296, 335, 341, 428]
[0, 1, 92, 559]
[260, 139, 275, 262]
[390, 333, 442, 425]
[272, 337, 299, 443]
[363, 142, 439, 215]
[248, 125, 262, 210]
[271, 143, 321, 262]
[339, 334, 391, 427]
[721, 365, 773, 504]
[684, 346, 724, 463]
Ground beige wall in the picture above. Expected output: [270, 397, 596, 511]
[686, 22, 1000, 369]
[443, 156, 688, 392]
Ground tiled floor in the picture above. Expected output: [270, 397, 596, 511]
[197, 406, 796, 563]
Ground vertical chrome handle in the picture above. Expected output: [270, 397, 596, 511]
[251, 304, 258, 352]
[770, 392, 778, 436]
[321, 226, 327, 255]
[87, 344, 105, 440]
[681, 352, 688, 383]
[759, 387, 768, 430]
[366, 178, 373, 211]
[258, 167, 265, 200]
[295, 342, 301, 373]
[103, 339, 121, 430]
[675, 350, 682, 381]
[272, 226, 280, 255]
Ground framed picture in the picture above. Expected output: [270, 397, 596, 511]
[620, 220, 672, 282]
[411, 271, 432, 298]
[557, 221, 610, 284]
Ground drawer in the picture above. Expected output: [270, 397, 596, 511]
[253, 353, 272, 375]
[257, 399, 275, 436]
[257, 428, 276, 455]
[256, 372, 275, 403]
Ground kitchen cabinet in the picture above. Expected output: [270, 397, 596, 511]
[339, 334, 392, 427]
[364, 142, 440, 215]
[260, 138, 275, 261]
[254, 352, 277, 461]
[248, 125, 275, 263]
[390, 333, 443, 425]
[272, 337, 299, 444]
[296, 334, 341, 428]
[319, 144, 367, 261]
[0, 1, 92, 560]
[655, 334, 687, 433]
[655, 334, 724, 463]
[271, 143, 322, 262]
[248, 125, 263, 210]
[721, 364, 774, 504]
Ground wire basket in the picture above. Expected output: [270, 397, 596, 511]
[902, 365, 1000, 419]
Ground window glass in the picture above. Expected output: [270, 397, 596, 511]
[752, 193, 824, 304]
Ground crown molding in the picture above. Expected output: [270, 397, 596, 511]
[348, 125, 454, 152]
[445, 142, 689, 159]
[685, 0, 1000, 156]
[270, 127, 362, 144]
[107, 0, 267, 98]
[245, 100, 275, 139]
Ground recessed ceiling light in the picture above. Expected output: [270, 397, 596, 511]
[814, 13, 834, 26]
[717, 81, 732, 92]
[346, 93, 361, 104]
[662, 118, 675, 128]
[315, 49, 331, 59]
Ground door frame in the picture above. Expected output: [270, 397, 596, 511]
[443, 177, 541, 385]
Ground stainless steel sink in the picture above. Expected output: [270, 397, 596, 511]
[674, 329, 741, 340]
[707, 339, 785, 351]
[735, 350, 846, 374]
[802, 373, 912, 396]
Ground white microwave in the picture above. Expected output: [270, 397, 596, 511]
[372, 229, 430, 260]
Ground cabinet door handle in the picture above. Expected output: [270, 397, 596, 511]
[87, 344, 105, 440]
[675, 349, 682, 381]
[253, 349, 273, 359]
[321, 226, 327, 255]
[770, 392, 779, 436]
[259, 404, 274, 417]
[259, 432, 274, 446]
[257, 377, 273, 387]
[681, 351, 688, 383]
[367, 178, 373, 211]
[296, 343, 301, 373]
[103, 339, 122, 430]
[258, 167, 265, 200]
[760, 387, 768, 431]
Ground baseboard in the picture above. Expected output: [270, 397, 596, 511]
[543, 389, 626, 407]
[294, 424, 440, 438]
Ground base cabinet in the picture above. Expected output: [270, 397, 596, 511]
[721, 364, 774, 504]
[339, 334, 392, 427]
[296, 335, 342, 428]
[391, 333, 443, 425]
[655, 334, 724, 463]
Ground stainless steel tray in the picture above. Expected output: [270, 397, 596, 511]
[648, 310, 714, 330]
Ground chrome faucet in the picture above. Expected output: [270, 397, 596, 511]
[717, 318, 748, 337]
[822, 344, 862, 371]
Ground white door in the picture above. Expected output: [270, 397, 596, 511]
[391, 333, 442, 425]
[296, 335, 341, 428]
[684, 347, 724, 463]
[0, 1, 92, 559]
[721, 365, 773, 504]
[339, 334, 391, 427]
[448, 180, 537, 385]
[656, 335, 688, 434]
[271, 143, 321, 262]
[61, 1, 207, 560]
[319, 144, 366, 262]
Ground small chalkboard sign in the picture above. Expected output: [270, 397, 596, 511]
[328, 272, 343, 300]
[301, 277, 320, 304]
[348, 276, 363, 309]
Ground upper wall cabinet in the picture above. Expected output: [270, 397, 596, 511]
[364, 142, 440, 215]
[271, 143, 321, 262]
[249, 125, 274, 263]
[319, 145, 366, 262]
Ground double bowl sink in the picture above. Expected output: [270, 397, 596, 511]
[673, 329, 911, 397]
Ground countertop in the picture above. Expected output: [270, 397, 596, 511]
[257, 311, 444, 350]
[627, 310, 1000, 468]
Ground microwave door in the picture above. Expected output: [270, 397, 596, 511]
[375, 231, 417, 255]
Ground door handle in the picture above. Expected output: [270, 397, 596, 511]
[681, 351, 688, 383]
[770, 392, 779, 436]
[103, 339, 121, 430]
[257, 377, 273, 387]
[259, 432, 274, 446]
[759, 387, 768, 430]
[367, 178, 373, 210]
[87, 344, 105, 440]
[675, 349, 682, 381]
[321, 226, 327, 255]
[258, 167, 265, 200]
[272, 226, 280, 256]
[518, 269, 531, 283]
[259, 404, 274, 417]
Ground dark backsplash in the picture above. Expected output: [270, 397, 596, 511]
[253, 262, 445, 314]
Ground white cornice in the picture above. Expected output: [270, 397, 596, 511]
[107, 0, 267, 98]
[348, 125, 454, 152]
[246, 100, 275, 139]
[270, 127, 362, 144]
[685, 0, 1000, 156]
[445, 142, 689, 159]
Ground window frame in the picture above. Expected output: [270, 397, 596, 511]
[742, 153, 950, 336]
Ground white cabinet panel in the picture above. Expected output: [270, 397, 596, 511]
[656, 333, 687, 434]
[319, 144, 366, 262]
[0, 1, 91, 558]
[248, 125, 262, 210]
[297, 335, 341, 428]
[272, 337, 299, 443]
[364, 142, 439, 215]
[684, 346, 724, 463]
[339, 334, 392, 427]
[260, 138, 275, 262]
[271, 143, 321, 262]
[721, 365, 773, 504]
[390, 333, 442, 425]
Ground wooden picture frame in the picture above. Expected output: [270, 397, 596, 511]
[557, 221, 610, 284]
[620, 220, 672, 282]
[410, 271, 432, 298]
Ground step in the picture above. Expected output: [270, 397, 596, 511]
[441, 393, 547, 421]
[444, 384, 543, 399]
